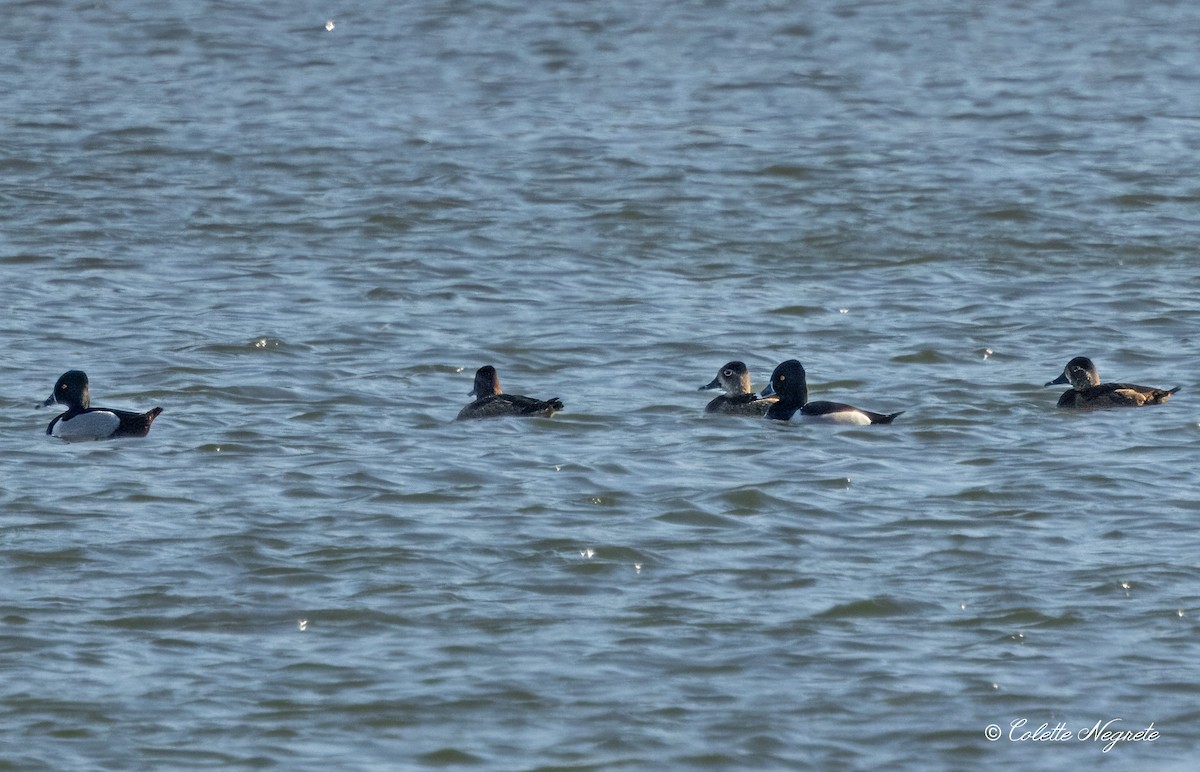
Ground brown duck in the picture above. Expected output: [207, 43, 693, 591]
[1046, 357, 1180, 408]
[456, 365, 563, 420]
[698, 360, 778, 416]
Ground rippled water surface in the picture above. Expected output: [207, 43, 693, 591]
[3, 1, 1199, 769]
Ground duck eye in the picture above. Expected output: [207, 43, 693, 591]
[778, 375, 786, 382]
[723, 369, 733, 377]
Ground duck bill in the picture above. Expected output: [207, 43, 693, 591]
[1045, 372, 1069, 387]
[38, 393, 56, 409]
[699, 376, 721, 391]
[760, 383, 775, 398]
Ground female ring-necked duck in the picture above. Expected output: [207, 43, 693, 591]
[39, 370, 163, 440]
[456, 365, 564, 420]
[1046, 356, 1180, 409]
[698, 360, 779, 416]
[760, 359, 903, 424]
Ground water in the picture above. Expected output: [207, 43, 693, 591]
[2, 0, 1199, 769]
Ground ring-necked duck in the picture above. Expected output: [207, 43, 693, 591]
[456, 365, 563, 420]
[698, 360, 778, 416]
[760, 359, 903, 424]
[1046, 356, 1180, 408]
[39, 370, 163, 440]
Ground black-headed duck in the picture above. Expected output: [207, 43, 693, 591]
[761, 359, 902, 424]
[39, 370, 163, 441]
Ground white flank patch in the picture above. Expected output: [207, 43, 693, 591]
[809, 410, 872, 425]
[53, 411, 120, 441]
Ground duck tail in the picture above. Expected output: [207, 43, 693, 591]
[141, 407, 164, 432]
[873, 410, 904, 424]
[1154, 386, 1181, 404]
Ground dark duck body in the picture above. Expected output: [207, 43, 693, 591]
[40, 370, 163, 441]
[1046, 356, 1180, 409]
[761, 359, 902, 424]
[699, 360, 778, 416]
[456, 365, 563, 420]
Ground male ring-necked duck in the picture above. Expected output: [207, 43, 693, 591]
[698, 360, 778, 416]
[1046, 356, 1180, 409]
[456, 365, 564, 420]
[760, 359, 903, 424]
[39, 370, 163, 440]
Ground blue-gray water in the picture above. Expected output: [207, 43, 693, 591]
[3, 1, 1199, 769]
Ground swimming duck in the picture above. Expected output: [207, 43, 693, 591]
[456, 365, 563, 420]
[698, 360, 778, 416]
[40, 370, 163, 440]
[760, 359, 903, 424]
[1046, 356, 1180, 408]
